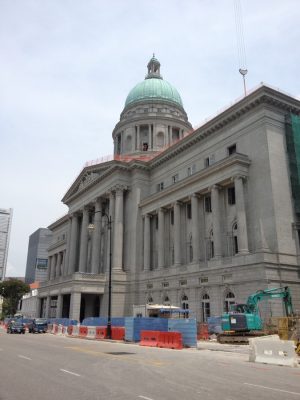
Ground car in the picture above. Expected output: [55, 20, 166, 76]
[7, 321, 26, 334]
[29, 318, 48, 333]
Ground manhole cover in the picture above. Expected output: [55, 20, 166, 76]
[105, 352, 135, 356]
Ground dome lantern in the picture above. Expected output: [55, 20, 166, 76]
[146, 54, 162, 80]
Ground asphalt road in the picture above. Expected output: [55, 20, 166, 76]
[0, 328, 300, 400]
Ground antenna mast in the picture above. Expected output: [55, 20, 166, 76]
[234, 0, 247, 96]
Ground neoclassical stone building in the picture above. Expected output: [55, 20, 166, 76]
[38, 56, 300, 322]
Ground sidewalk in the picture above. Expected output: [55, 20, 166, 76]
[197, 340, 250, 354]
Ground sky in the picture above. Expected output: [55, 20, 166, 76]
[1, 0, 300, 277]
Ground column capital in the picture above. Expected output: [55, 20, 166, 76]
[114, 184, 129, 194]
[209, 184, 221, 192]
[172, 200, 183, 207]
[158, 207, 167, 213]
[233, 174, 247, 182]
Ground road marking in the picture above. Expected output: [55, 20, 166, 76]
[18, 355, 32, 360]
[60, 369, 81, 377]
[138, 396, 154, 400]
[244, 383, 300, 396]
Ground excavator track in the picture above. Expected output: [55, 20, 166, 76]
[217, 331, 265, 345]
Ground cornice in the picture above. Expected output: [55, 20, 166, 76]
[148, 85, 300, 168]
[47, 214, 69, 230]
[139, 153, 251, 208]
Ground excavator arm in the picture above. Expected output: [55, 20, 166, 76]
[246, 287, 294, 317]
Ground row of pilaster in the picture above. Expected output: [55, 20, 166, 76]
[142, 176, 249, 270]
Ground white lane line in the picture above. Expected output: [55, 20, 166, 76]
[60, 369, 81, 377]
[244, 383, 300, 396]
[138, 396, 155, 400]
[18, 355, 32, 360]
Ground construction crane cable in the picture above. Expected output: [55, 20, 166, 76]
[234, 0, 247, 69]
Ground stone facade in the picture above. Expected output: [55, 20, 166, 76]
[38, 58, 300, 322]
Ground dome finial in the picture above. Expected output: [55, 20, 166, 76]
[146, 54, 162, 80]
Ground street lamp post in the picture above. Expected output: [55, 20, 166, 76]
[88, 210, 112, 339]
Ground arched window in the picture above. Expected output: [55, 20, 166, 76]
[224, 291, 236, 312]
[202, 293, 210, 322]
[233, 222, 238, 254]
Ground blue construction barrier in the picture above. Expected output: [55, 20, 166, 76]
[125, 317, 169, 342]
[167, 319, 197, 347]
[207, 316, 223, 334]
[48, 318, 78, 326]
[81, 317, 125, 327]
[125, 317, 197, 346]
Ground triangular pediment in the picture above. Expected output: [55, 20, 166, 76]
[62, 162, 115, 203]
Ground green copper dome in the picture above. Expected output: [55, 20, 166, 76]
[124, 55, 183, 108]
[125, 78, 183, 108]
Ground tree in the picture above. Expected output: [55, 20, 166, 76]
[0, 279, 30, 318]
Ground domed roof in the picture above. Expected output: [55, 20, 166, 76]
[125, 78, 183, 108]
[124, 55, 183, 108]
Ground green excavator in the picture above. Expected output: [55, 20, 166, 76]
[218, 286, 294, 344]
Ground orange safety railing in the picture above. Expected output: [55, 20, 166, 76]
[157, 332, 183, 350]
[140, 330, 160, 347]
[79, 326, 88, 337]
[96, 326, 107, 339]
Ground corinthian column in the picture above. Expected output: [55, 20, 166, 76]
[211, 185, 222, 258]
[113, 188, 124, 270]
[191, 194, 200, 262]
[143, 214, 151, 271]
[68, 213, 79, 274]
[174, 202, 181, 266]
[79, 207, 89, 272]
[64, 216, 72, 276]
[234, 176, 249, 254]
[91, 199, 102, 274]
[158, 208, 165, 268]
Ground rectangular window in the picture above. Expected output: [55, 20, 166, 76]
[147, 283, 153, 289]
[179, 280, 187, 286]
[200, 277, 208, 283]
[162, 282, 169, 288]
[172, 174, 179, 184]
[156, 182, 164, 192]
[205, 196, 212, 212]
[187, 203, 192, 219]
[222, 274, 233, 283]
[228, 187, 236, 205]
[187, 164, 196, 176]
[228, 144, 237, 155]
[170, 210, 174, 225]
[204, 157, 210, 167]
